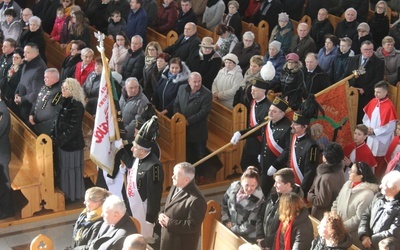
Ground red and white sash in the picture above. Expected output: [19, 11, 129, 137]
[265, 122, 283, 157]
[290, 134, 303, 185]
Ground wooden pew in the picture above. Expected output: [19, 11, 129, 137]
[255, 20, 269, 56]
[9, 110, 65, 218]
[155, 112, 187, 190]
[207, 102, 247, 181]
[197, 25, 215, 41]
[292, 15, 312, 35]
[202, 200, 248, 250]
[30, 234, 54, 250]
[88, 26, 113, 59]
[44, 33, 66, 71]
[328, 14, 344, 33]
[309, 215, 360, 250]
[146, 28, 179, 50]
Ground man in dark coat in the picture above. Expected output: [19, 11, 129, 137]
[29, 68, 62, 136]
[330, 37, 353, 83]
[289, 110, 320, 195]
[256, 168, 304, 249]
[0, 38, 16, 83]
[126, 0, 148, 42]
[253, 0, 283, 36]
[174, 0, 197, 35]
[301, 53, 331, 97]
[173, 72, 212, 179]
[0, 92, 13, 220]
[74, 195, 138, 250]
[159, 162, 207, 250]
[121, 35, 145, 82]
[164, 22, 201, 70]
[310, 8, 334, 50]
[14, 43, 46, 126]
[335, 8, 359, 39]
[142, 0, 158, 27]
[289, 23, 317, 62]
[344, 40, 384, 123]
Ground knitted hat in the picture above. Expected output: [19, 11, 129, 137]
[223, 53, 239, 64]
[134, 115, 158, 149]
[271, 97, 289, 112]
[278, 12, 289, 22]
[323, 142, 344, 164]
[260, 61, 276, 81]
[285, 53, 299, 62]
[357, 22, 370, 33]
[251, 78, 267, 90]
[269, 40, 282, 51]
[199, 37, 214, 48]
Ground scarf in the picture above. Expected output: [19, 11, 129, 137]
[207, 0, 219, 7]
[275, 219, 294, 250]
[73, 206, 103, 241]
[145, 56, 156, 68]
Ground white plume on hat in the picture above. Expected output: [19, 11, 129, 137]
[260, 61, 276, 81]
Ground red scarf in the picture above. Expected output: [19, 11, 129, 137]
[275, 220, 294, 250]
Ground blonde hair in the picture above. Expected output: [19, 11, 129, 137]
[278, 192, 304, 233]
[145, 41, 162, 57]
[63, 78, 86, 105]
[250, 55, 264, 67]
[85, 187, 111, 203]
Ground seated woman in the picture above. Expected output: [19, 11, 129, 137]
[212, 53, 244, 109]
[108, 32, 129, 74]
[278, 53, 304, 109]
[153, 57, 190, 117]
[270, 12, 294, 54]
[368, 1, 390, 47]
[60, 39, 85, 82]
[143, 52, 171, 101]
[231, 31, 261, 74]
[215, 24, 239, 58]
[307, 142, 346, 220]
[375, 36, 400, 86]
[141, 41, 162, 94]
[18, 16, 46, 63]
[310, 211, 352, 249]
[66, 10, 91, 48]
[317, 34, 339, 76]
[223, 1, 242, 40]
[273, 192, 313, 249]
[59, 5, 81, 48]
[83, 57, 102, 115]
[331, 162, 379, 248]
[221, 166, 265, 242]
[75, 48, 95, 86]
[359, 171, 400, 249]
[72, 187, 111, 248]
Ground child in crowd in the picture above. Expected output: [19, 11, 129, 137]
[385, 121, 400, 163]
[343, 124, 377, 179]
[1, 9, 21, 41]
[363, 81, 397, 179]
[107, 10, 126, 41]
[50, 7, 66, 42]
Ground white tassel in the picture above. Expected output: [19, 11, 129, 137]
[260, 61, 276, 81]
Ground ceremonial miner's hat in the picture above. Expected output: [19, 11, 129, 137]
[135, 115, 158, 149]
[272, 97, 289, 112]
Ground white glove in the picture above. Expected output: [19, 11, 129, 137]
[114, 139, 123, 149]
[105, 176, 114, 185]
[230, 131, 241, 145]
[119, 164, 127, 174]
[258, 154, 261, 163]
[267, 166, 277, 176]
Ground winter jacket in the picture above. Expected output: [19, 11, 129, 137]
[50, 16, 66, 42]
[121, 49, 145, 82]
[154, 0, 178, 34]
[375, 47, 400, 85]
[232, 42, 261, 74]
[75, 61, 95, 86]
[310, 18, 334, 51]
[61, 54, 82, 82]
[307, 161, 346, 220]
[335, 20, 359, 40]
[202, 0, 225, 31]
[107, 19, 126, 41]
[270, 20, 294, 54]
[300, 65, 331, 97]
[330, 49, 353, 83]
[331, 180, 379, 248]
[317, 46, 339, 75]
[368, 12, 389, 47]
[190, 49, 222, 90]
[279, 63, 304, 95]
[264, 50, 286, 88]
[212, 64, 244, 109]
[1, 18, 22, 41]
[351, 33, 374, 55]
[174, 8, 198, 35]
[289, 34, 317, 61]
[109, 45, 129, 74]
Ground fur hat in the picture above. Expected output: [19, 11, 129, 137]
[357, 22, 370, 33]
[223, 53, 239, 64]
[323, 142, 344, 164]
[278, 12, 289, 22]
[269, 40, 282, 51]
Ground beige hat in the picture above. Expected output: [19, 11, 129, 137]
[199, 37, 215, 48]
[223, 53, 239, 64]
[357, 22, 370, 33]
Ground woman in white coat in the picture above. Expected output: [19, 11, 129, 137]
[331, 162, 379, 248]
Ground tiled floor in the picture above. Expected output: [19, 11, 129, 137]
[0, 184, 228, 250]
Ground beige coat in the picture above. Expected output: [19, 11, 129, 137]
[212, 65, 244, 109]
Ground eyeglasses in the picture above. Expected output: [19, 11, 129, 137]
[147, 48, 156, 51]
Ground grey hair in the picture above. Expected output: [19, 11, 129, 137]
[174, 162, 195, 180]
[29, 16, 41, 26]
[243, 31, 255, 40]
[45, 68, 60, 81]
[382, 171, 400, 190]
[125, 77, 139, 85]
[103, 195, 127, 214]
[81, 47, 94, 56]
[132, 35, 143, 44]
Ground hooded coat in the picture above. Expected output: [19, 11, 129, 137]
[212, 64, 244, 109]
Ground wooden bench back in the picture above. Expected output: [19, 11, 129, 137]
[328, 14, 344, 33]
[201, 200, 247, 250]
[88, 26, 113, 59]
[147, 28, 179, 50]
[30, 234, 54, 250]
[197, 25, 215, 41]
[44, 33, 65, 71]
[207, 102, 247, 180]
[292, 15, 312, 36]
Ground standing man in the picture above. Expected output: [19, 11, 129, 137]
[173, 72, 212, 182]
[0, 38, 16, 83]
[345, 40, 384, 123]
[126, 0, 148, 42]
[289, 110, 320, 195]
[335, 8, 359, 39]
[29, 68, 62, 136]
[175, 0, 198, 35]
[123, 116, 164, 241]
[164, 22, 201, 70]
[158, 162, 207, 250]
[0, 91, 13, 220]
[301, 52, 331, 96]
[14, 43, 47, 126]
[289, 22, 317, 62]
[121, 35, 145, 83]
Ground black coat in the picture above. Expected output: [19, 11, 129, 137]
[190, 50, 222, 90]
[368, 12, 389, 47]
[53, 97, 85, 151]
[255, 0, 283, 33]
[300, 65, 331, 97]
[335, 20, 359, 39]
[164, 33, 201, 70]
[175, 8, 198, 35]
[173, 84, 212, 143]
[232, 42, 261, 74]
[330, 49, 352, 83]
[18, 29, 47, 63]
[224, 11, 242, 40]
[60, 54, 82, 82]
[121, 49, 145, 82]
[351, 33, 374, 55]
[310, 18, 334, 51]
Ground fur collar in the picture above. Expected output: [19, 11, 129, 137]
[317, 162, 344, 175]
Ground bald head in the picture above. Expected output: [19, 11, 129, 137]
[122, 234, 147, 250]
[297, 23, 309, 39]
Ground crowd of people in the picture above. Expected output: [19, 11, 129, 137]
[2, 0, 400, 249]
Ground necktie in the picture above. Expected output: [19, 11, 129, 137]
[361, 58, 367, 67]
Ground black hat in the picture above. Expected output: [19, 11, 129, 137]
[292, 94, 325, 125]
[134, 115, 158, 149]
[292, 111, 310, 125]
[323, 142, 344, 164]
[251, 78, 267, 90]
[271, 97, 289, 112]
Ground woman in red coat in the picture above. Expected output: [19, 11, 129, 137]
[74, 47, 95, 86]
